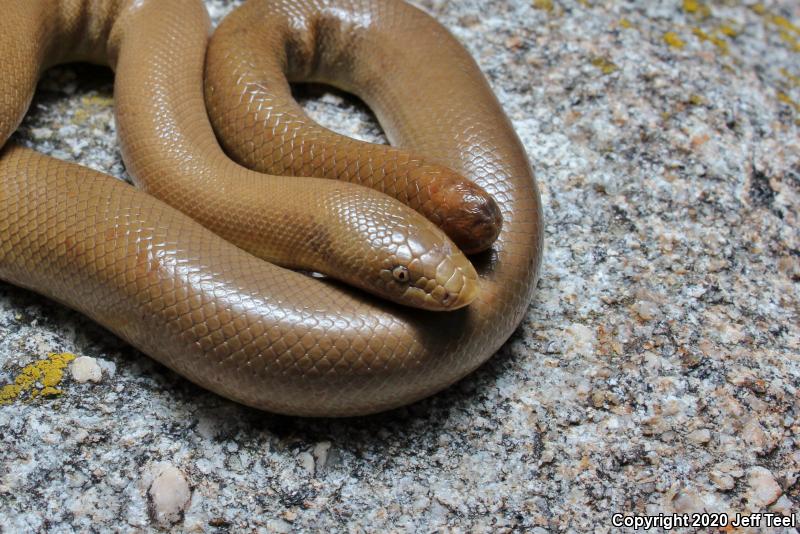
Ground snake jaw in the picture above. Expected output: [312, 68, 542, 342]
[392, 247, 479, 311]
[431, 254, 479, 310]
[433, 268, 479, 310]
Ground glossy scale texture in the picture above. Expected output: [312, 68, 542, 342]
[0, 0, 543, 416]
[205, 0, 505, 254]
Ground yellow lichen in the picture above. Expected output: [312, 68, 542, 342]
[709, 34, 730, 54]
[768, 15, 800, 37]
[72, 109, 90, 125]
[777, 92, 800, 112]
[619, 18, 633, 29]
[781, 68, 800, 86]
[692, 27, 729, 54]
[752, 5, 800, 52]
[664, 32, 686, 49]
[777, 30, 800, 52]
[80, 95, 113, 107]
[591, 57, 618, 75]
[72, 96, 113, 125]
[683, 0, 711, 20]
[532, 0, 553, 11]
[688, 94, 706, 106]
[0, 353, 76, 405]
[718, 24, 739, 37]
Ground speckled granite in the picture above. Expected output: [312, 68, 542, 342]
[1, 0, 798, 532]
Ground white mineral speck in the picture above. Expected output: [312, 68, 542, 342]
[148, 466, 191, 525]
[266, 519, 292, 533]
[671, 488, 703, 515]
[70, 356, 102, 383]
[686, 428, 711, 444]
[298, 452, 315, 475]
[741, 418, 768, 450]
[565, 323, 595, 356]
[769, 495, 794, 516]
[632, 300, 661, 321]
[313, 441, 332, 471]
[746, 467, 782, 508]
[709, 471, 735, 491]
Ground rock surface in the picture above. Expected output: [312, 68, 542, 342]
[1, 0, 798, 532]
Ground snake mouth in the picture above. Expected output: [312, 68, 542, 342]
[400, 257, 480, 311]
[439, 269, 479, 310]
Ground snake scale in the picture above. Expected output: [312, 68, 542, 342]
[0, 0, 543, 416]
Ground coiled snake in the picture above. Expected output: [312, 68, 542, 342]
[0, 0, 543, 416]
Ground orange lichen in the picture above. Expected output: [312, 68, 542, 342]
[690, 133, 710, 149]
[0, 353, 76, 404]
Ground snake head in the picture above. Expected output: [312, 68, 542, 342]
[379, 233, 479, 311]
[315, 187, 479, 311]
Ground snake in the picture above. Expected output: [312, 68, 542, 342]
[0, 0, 543, 416]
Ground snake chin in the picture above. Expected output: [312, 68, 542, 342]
[415, 265, 479, 311]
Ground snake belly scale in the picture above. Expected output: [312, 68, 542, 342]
[0, 0, 543, 416]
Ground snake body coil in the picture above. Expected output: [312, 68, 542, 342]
[0, 0, 543, 416]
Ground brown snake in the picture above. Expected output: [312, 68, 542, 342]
[0, 0, 543, 416]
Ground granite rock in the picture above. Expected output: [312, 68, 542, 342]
[1, 0, 798, 532]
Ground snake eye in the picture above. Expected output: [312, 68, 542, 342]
[392, 266, 410, 283]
